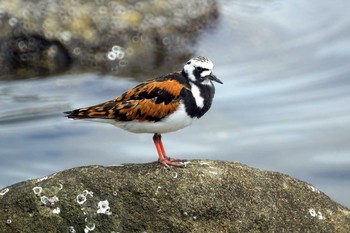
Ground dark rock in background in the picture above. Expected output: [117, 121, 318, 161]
[0, 34, 72, 78]
[0, 0, 218, 80]
[0, 160, 349, 232]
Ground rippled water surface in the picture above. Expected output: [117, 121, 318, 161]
[1, 0, 350, 207]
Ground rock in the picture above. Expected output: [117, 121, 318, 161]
[0, 160, 349, 232]
[0, 0, 218, 79]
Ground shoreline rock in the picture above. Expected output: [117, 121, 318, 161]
[0, 0, 218, 80]
[0, 160, 349, 232]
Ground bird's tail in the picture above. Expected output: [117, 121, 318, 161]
[63, 109, 88, 119]
[64, 100, 117, 119]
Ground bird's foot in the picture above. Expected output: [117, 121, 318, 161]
[164, 155, 188, 163]
[159, 158, 187, 168]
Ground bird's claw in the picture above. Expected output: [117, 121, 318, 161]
[159, 158, 186, 168]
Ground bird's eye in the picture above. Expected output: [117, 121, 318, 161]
[196, 67, 203, 71]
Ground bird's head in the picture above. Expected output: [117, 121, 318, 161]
[183, 56, 223, 85]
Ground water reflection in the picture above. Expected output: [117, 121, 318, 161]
[1, 0, 350, 208]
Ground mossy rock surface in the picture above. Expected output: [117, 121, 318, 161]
[0, 160, 349, 232]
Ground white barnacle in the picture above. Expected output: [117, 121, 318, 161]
[77, 194, 87, 205]
[84, 223, 96, 233]
[58, 184, 63, 190]
[173, 172, 178, 179]
[6, 219, 12, 224]
[183, 161, 191, 167]
[208, 171, 218, 175]
[37, 176, 48, 182]
[68, 226, 76, 233]
[199, 161, 209, 166]
[33, 186, 43, 196]
[0, 188, 9, 196]
[40, 196, 49, 205]
[309, 208, 317, 217]
[308, 185, 320, 194]
[52, 207, 60, 214]
[309, 208, 324, 220]
[317, 211, 324, 220]
[41, 195, 59, 207]
[97, 200, 112, 215]
[155, 185, 162, 195]
[326, 209, 333, 216]
[83, 190, 94, 197]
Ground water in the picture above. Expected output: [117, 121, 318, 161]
[1, 0, 350, 207]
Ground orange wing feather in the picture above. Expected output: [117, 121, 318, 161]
[67, 75, 188, 122]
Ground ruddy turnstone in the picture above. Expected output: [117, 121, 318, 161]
[65, 56, 223, 167]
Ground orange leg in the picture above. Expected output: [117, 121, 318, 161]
[153, 133, 186, 167]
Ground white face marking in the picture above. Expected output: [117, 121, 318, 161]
[189, 82, 204, 108]
[201, 70, 211, 77]
[183, 63, 196, 82]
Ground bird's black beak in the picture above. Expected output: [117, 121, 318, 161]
[208, 73, 223, 84]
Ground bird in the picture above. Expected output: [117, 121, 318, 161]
[64, 56, 223, 167]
